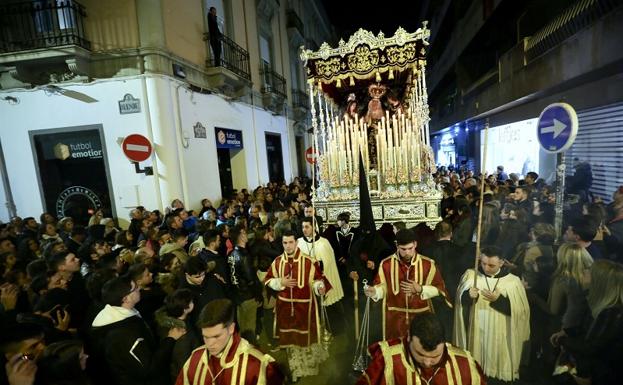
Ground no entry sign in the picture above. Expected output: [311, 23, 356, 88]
[305, 147, 318, 164]
[122, 134, 153, 162]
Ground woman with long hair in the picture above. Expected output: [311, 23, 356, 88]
[549, 243, 593, 343]
[558, 260, 623, 385]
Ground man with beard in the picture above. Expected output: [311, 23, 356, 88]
[365, 229, 451, 340]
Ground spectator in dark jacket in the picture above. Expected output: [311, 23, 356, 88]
[126, 263, 165, 333]
[178, 257, 226, 328]
[154, 289, 201, 383]
[89, 276, 185, 385]
[228, 226, 262, 343]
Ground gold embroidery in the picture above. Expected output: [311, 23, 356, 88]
[347, 46, 380, 74]
[387, 306, 430, 313]
[379, 341, 395, 385]
[314, 57, 341, 79]
[386, 43, 418, 66]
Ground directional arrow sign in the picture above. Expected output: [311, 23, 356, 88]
[537, 103, 578, 153]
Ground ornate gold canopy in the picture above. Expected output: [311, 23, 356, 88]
[300, 24, 430, 84]
[302, 23, 441, 229]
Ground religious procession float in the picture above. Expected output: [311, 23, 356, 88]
[300, 22, 442, 228]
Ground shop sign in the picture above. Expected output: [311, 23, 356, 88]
[118, 94, 141, 114]
[215, 127, 243, 149]
[40, 133, 103, 161]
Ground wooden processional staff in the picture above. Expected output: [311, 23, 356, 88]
[467, 119, 489, 352]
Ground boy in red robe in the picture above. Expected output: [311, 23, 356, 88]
[356, 313, 486, 385]
[264, 230, 330, 381]
[365, 229, 452, 340]
[176, 298, 283, 385]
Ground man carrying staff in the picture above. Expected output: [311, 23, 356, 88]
[356, 313, 486, 385]
[365, 229, 452, 340]
[176, 298, 283, 385]
[263, 230, 330, 381]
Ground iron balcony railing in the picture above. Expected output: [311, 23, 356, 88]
[204, 32, 251, 81]
[260, 60, 286, 98]
[525, 0, 622, 61]
[291, 88, 309, 109]
[0, 0, 90, 53]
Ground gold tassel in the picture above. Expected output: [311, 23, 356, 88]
[389, 69, 394, 80]
[349, 76, 354, 86]
[336, 78, 341, 88]
[376, 71, 381, 82]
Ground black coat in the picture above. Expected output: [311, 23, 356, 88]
[179, 274, 227, 328]
[228, 246, 262, 304]
[89, 312, 175, 385]
[422, 239, 466, 296]
[207, 12, 221, 40]
[561, 306, 623, 384]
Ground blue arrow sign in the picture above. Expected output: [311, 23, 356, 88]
[537, 103, 578, 153]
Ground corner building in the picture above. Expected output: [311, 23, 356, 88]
[0, 0, 334, 224]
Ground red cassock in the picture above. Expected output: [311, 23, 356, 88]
[356, 339, 486, 385]
[374, 254, 452, 340]
[175, 332, 283, 385]
[263, 249, 330, 347]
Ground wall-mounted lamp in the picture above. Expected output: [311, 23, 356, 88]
[173, 63, 186, 79]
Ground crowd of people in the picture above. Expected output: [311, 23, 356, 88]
[1, 166, 622, 385]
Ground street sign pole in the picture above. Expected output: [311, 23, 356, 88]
[554, 152, 566, 244]
[536, 102, 578, 244]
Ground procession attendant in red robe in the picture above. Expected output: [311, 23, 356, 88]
[263, 230, 331, 381]
[365, 229, 452, 340]
[176, 298, 283, 385]
[356, 313, 486, 385]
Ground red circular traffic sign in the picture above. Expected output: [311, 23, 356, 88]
[305, 147, 318, 164]
[122, 134, 153, 162]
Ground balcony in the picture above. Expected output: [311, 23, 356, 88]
[260, 60, 286, 113]
[204, 32, 251, 97]
[291, 88, 309, 120]
[0, 1, 90, 53]
[0, 0, 91, 88]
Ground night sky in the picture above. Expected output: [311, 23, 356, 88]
[321, 0, 429, 43]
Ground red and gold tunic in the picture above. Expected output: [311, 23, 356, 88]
[175, 332, 283, 385]
[374, 254, 451, 340]
[356, 339, 486, 385]
[263, 249, 330, 347]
